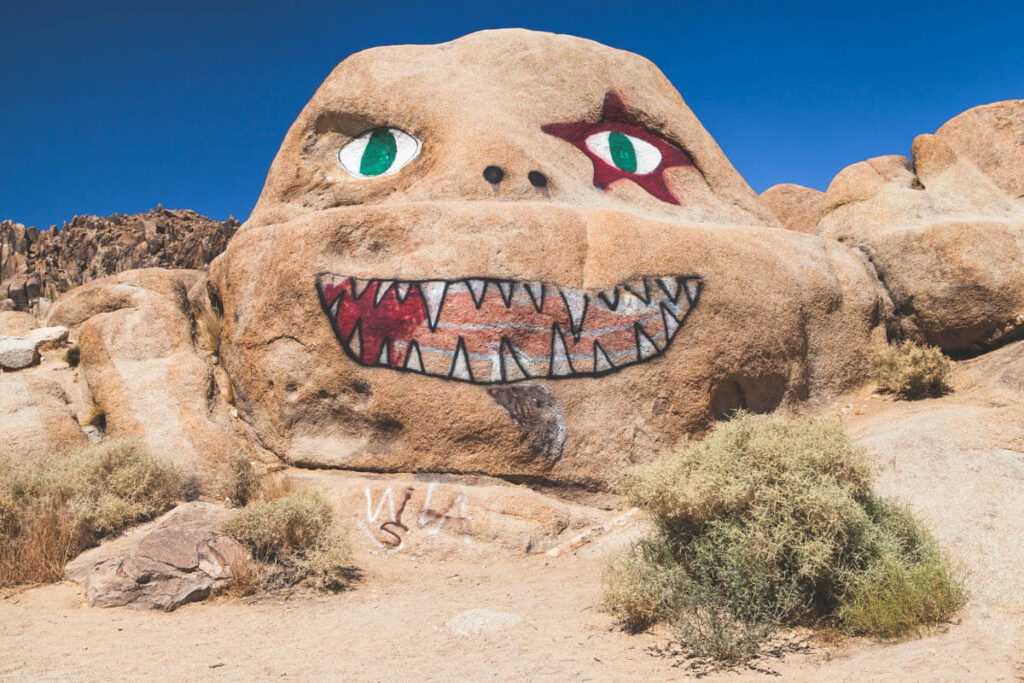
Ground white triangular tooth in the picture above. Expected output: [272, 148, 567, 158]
[550, 328, 573, 377]
[466, 279, 487, 307]
[658, 276, 681, 303]
[596, 286, 620, 311]
[449, 338, 473, 381]
[351, 278, 372, 300]
[560, 290, 588, 337]
[496, 281, 514, 307]
[489, 349, 504, 382]
[623, 278, 650, 304]
[618, 289, 649, 314]
[329, 295, 341, 319]
[394, 282, 411, 303]
[522, 282, 545, 313]
[661, 304, 681, 340]
[374, 280, 394, 306]
[684, 278, 700, 304]
[404, 341, 424, 373]
[593, 342, 614, 373]
[501, 341, 530, 380]
[636, 325, 658, 360]
[347, 322, 363, 360]
[418, 281, 447, 330]
[377, 340, 391, 366]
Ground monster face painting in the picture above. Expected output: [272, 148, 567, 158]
[316, 273, 702, 383]
[213, 29, 885, 482]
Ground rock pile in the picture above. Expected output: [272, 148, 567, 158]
[0, 208, 238, 313]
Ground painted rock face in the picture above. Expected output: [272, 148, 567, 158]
[211, 29, 887, 486]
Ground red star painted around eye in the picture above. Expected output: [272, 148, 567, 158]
[542, 92, 694, 205]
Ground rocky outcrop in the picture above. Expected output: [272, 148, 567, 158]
[64, 502, 243, 611]
[48, 269, 250, 469]
[818, 113, 1024, 355]
[0, 208, 238, 313]
[760, 183, 824, 234]
[209, 29, 889, 487]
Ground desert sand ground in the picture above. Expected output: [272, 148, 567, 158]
[2, 347, 1023, 682]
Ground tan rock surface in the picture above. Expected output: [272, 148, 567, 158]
[210, 29, 888, 486]
[0, 311, 38, 337]
[290, 469, 608, 557]
[818, 132, 1024, 353]
[936, 99, 1024, 199]
[759, 183, 824, 233]
[0, 373, 85, 464]
[49, 268, 249, 470]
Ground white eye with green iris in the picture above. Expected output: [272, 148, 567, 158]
[584, 130, 662, 175]
[338, 128, 421, 178]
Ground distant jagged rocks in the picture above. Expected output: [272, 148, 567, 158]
[0, 208, 239, 313]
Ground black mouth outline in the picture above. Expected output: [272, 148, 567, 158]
[316, 273, 702, 385]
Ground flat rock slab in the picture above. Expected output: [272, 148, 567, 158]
[64, 502, 243, 611]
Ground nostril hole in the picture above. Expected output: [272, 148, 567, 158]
[528, 171, 548, 188]
[483, 166, 505, 184]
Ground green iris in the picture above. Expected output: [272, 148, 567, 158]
[608, 131, 637, 173]
[359, 129, 397, 176]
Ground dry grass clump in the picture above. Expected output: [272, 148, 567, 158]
[221, 479, 353, 594]
[214, 453, 262, 507]
[871, 341, 951, 399]
[604, 412, 966, 664]
[0, 440, 182, 587]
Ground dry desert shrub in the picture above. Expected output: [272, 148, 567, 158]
[221, 486, 353, 593]
[871, 341, 951, 399]
[0, 440, 182, 587]
[213, 452, 262, 507]
[604, 412, 966, 664]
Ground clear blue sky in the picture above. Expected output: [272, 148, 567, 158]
[2, 0, 1022, 229]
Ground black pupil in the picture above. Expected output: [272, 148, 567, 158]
[483, 166, 505, 183]
[528, 171, 547, 188]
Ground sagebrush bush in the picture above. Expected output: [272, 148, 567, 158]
[871, 341, 951, 399]
[0, 440, 182, 587]
[221, 488, 352, 592]
[604, 412, 966, 664]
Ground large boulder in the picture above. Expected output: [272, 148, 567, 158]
[64, 502, 242, 611]
[818, 129, 1024, 354]
[936, 100, 1024, 200]
[48, 268, 250, 470]
[760, 183, 824, 234]
[0, 337, 38, 370]
[0, 374, 86, 464]
[209, 29, 889, 487]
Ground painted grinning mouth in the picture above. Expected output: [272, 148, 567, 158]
[316, 273, 702, 384]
